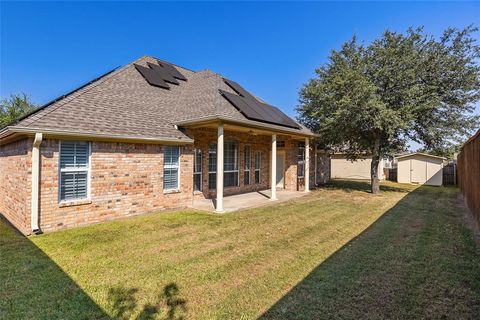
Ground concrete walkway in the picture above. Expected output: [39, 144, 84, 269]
[190, 189, 307, 212]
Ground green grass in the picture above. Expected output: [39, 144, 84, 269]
[1, 181, 479, 319]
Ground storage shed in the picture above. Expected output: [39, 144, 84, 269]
[396, 153, 446, 186]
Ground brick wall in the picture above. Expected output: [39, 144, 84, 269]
[0, 138, 32, 234]
[188, 128, 310, 197]
[35, 139, 193, 233]
[315, 151, 331, 184]
[1, 131, 314, 234]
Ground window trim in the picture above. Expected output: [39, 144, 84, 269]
[208, 142, 217, 190]
[298, 142, 305, 178]
[163, 145, 181, 192]
[224, 140, 239, 188]
[244, 144, 251, 185]
[193, 148, 202, 192]
[58, 140, 91, 203]
[208, 141, 241, 189]
[254, 151, 261, 184]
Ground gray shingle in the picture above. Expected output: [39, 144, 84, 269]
[10, 55, 312, 140]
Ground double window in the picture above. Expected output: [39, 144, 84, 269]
[59, 141, 90, 202]
[298, 141, 305, 178]
[255, 151, 261, 184]
[193, 148, 202, 192]
[164, 146, 180, 190]
[208, 141, 240, 189]
[244, 145, 251, 185]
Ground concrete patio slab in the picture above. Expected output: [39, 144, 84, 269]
[190, 189, 307, 212]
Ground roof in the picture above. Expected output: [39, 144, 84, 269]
[0, 56, 313, 144]
[395, 152, 447, 161]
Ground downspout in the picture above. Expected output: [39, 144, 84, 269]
[31, 132, 43, 234]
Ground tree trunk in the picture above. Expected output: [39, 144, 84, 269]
[371, 156, 380, 194]
[371, 138, 381, 194]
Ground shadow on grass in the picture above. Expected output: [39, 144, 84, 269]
[0, 215, 108, 319]
[0, 216, 187, 320]
[260, 185, 480, 319]
[108, 283, 186, 320]
[319, 179, 412, 193]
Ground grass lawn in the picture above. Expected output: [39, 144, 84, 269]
[1, 181, 479, 319]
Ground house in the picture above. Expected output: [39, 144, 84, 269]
[330, 154, 385, 180]
[396, 152, 446, 186]
[0, 56, 316, 235]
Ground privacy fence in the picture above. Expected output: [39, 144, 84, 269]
[457, 129, 480, 224]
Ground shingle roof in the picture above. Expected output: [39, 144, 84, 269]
[1, 56, 313, 142]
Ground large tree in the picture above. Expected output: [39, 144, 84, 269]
[0, 93, 37, 129]
[297, 26, 480, 194]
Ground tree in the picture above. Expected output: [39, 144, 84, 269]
[416, 144, 461, 160]
[297, 26, 480, 194]
[0, 93, 37, 129]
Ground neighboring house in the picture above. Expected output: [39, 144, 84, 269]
[330, 154, 385, 180]
[396, 152, 446, 186]
[0, 56, 316, 235]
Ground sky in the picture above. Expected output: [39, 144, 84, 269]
[1, 1, 479, 149]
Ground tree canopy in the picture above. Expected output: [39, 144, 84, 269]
[297, 26, 480, 193]
[0, 93, 37, 129]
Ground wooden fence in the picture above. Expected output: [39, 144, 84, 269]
[386, 168, 397, 182]
[457, 129, 480, 225]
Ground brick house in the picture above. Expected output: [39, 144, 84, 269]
[0, 56, 317, 235]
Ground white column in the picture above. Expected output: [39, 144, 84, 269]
[270, 134, 277, 200]
[215, 124, 224, 212]
[305, 137, 310, 192]
[31, 132, 43, 233]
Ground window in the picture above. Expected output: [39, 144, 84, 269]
[255, 151, 261, 184]
[208, 143, 217, 190]
[193, 148, 202, 192]
[59, 141, 90, 202]
[224, 141, 239, 187]
[164, 146, 180, 190]
[298, 141, 305, 178]
[244, 145, 251, 185]
[277, 140, 285, 148]
[208, 141, 239, 189]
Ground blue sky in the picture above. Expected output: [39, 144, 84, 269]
[1, 1, 479, 149]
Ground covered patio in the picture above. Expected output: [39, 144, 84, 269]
[190, 188, 309, 212]
[179, 120, 316, 213]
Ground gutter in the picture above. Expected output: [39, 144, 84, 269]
[176, 115, 319, 138]
[31, 133, 43, 234]
[0, 126, 194, 145]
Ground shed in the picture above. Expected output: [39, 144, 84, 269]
[330, 154, 385, 180]
[396, 153, 446, 186]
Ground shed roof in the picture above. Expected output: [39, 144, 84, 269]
[395, 152, 446, 161]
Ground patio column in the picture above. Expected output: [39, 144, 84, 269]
[270, 133, 277, 201]
[215, 123, 224, 212]
[305, 137, 310, 192]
